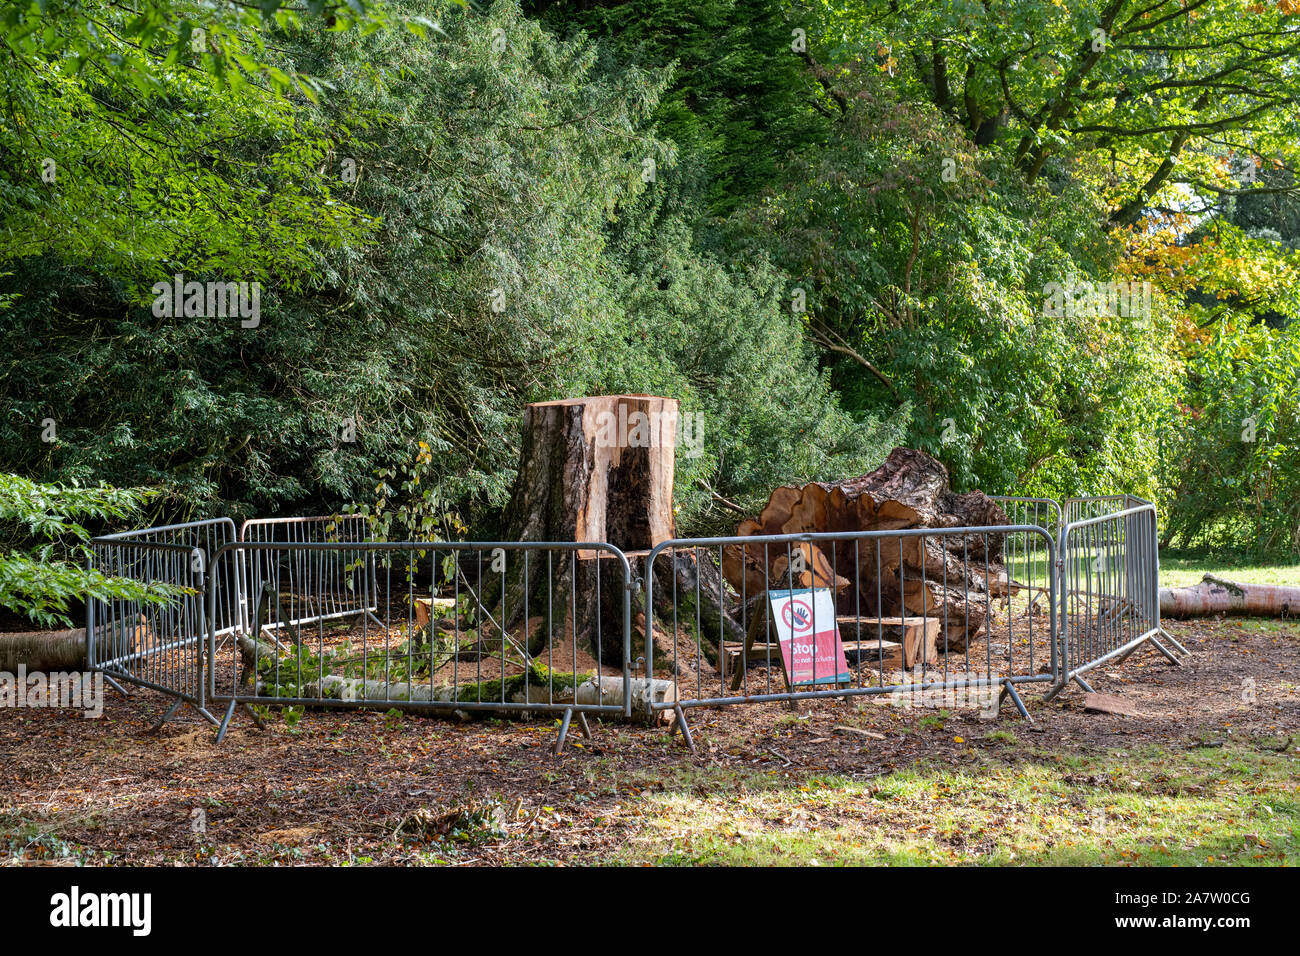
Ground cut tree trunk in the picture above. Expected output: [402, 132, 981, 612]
[0, 628, 87, 671]
[494, 396, 680, 664]
[1160, 574, 1300, 618]
[721, 447, 1009, 651]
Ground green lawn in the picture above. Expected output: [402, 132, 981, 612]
[1159, 551, 1300, 589]
[603, 743, 1300, 866]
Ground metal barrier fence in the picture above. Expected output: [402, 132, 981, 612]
[206, 540, 633, 748]
[1050, 497, 1186, 697]
[238, 516, 380, 638]
[84, 496, 1172, 748]
[87, 518, 239, 727]
[643, 523, 1060, 746]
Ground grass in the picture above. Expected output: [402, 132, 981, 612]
[603, 743, 1300, 866]
[1159, 551, 1300, 589]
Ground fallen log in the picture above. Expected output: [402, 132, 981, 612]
[1160, 574, 1300, 618]
[0, 628, 87, 671]
[0, 614, 151, 671]
[290, 672, 677, 723]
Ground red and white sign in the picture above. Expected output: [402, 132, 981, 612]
[768, 588, 850, 687]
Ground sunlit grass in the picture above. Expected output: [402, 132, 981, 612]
[1159, 552, 1300, 589]
[606, 744, 1300, 866]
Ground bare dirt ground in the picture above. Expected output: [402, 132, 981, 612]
[1, 616, 1296, 865]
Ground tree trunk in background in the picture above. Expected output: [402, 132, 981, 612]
[0, 628, 87, 671]
[1160, 574, 1300, 618]
[722, 447, 1010, 651]
[496, 395, 679, 663]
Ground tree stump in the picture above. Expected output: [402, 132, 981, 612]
[496, 396, 680, 664]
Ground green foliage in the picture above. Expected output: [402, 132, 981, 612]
[527, 0, 824, 215]
[0, 0, 414, 97]
[0, 1, 376, 282]
[813, 0, 1300, 226]
[729, 65, 1178, 497]
[2, 0, 1298, 563]
[3, 0, 888, 539]
[0, 472, 172, 627]
[1161, 317, 1300, 554]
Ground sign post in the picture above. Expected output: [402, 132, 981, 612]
[767, 587, 851, 688]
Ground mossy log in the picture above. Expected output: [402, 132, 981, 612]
[284, 670, 677, 723]
[1160, 574, 1300, 618]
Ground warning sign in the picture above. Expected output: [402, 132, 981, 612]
[768, 587, 850, 687]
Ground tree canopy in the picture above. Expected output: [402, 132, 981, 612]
[1, 0, 1298, 587]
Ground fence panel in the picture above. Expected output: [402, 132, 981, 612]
[238, 516, 378, 636]
[88, 518, 237, 721]
[82, 497, 1164, 739]
[207, 541, 633, 740]
[1058, 501, 1160, 682]
[643, 524, 1058, 727]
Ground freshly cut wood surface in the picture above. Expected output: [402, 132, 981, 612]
[723, 448, 1010, 651]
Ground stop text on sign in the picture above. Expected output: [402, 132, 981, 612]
[768, 587, 850, 687]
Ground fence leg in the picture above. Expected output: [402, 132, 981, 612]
[102, 673, 131, 699]
[145, 697, 184, 734]
[555, 708, 574, 756]
[215, 699, 239, 744]
[999, 680, 1032, 722]
[1043, 670, 1094, 703]
[195, 706, 220, 727]
[671, 704, 696, 754]
[1159, 628, 1190, 657]
[576, 711, 593, 740]
[1147, 635, 1183, 666]
[241, 702, 266, 729]
[1108, 639, 1145, 667]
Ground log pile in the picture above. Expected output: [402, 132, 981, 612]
[721, 448, 1010, 651]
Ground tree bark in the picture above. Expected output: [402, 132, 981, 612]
[1160, 574, 1300, 618]
[721, 448, 1009, 651]
[294, 673, 677, 723]
[494, 396, 680, 663]
[0, 628, 87, 671]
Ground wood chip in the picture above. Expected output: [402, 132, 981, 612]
[1082, 692, 1145, 717]
[832, 725, 885, 739]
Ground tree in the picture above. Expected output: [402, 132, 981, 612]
[526, 0, 826, 215]
[0, 1, 376, 284]
[814, 0, 1300, 227]
[728, 62, 1178, 498]
[2, 1, 895, 539]
[0, 473, 170, 628]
